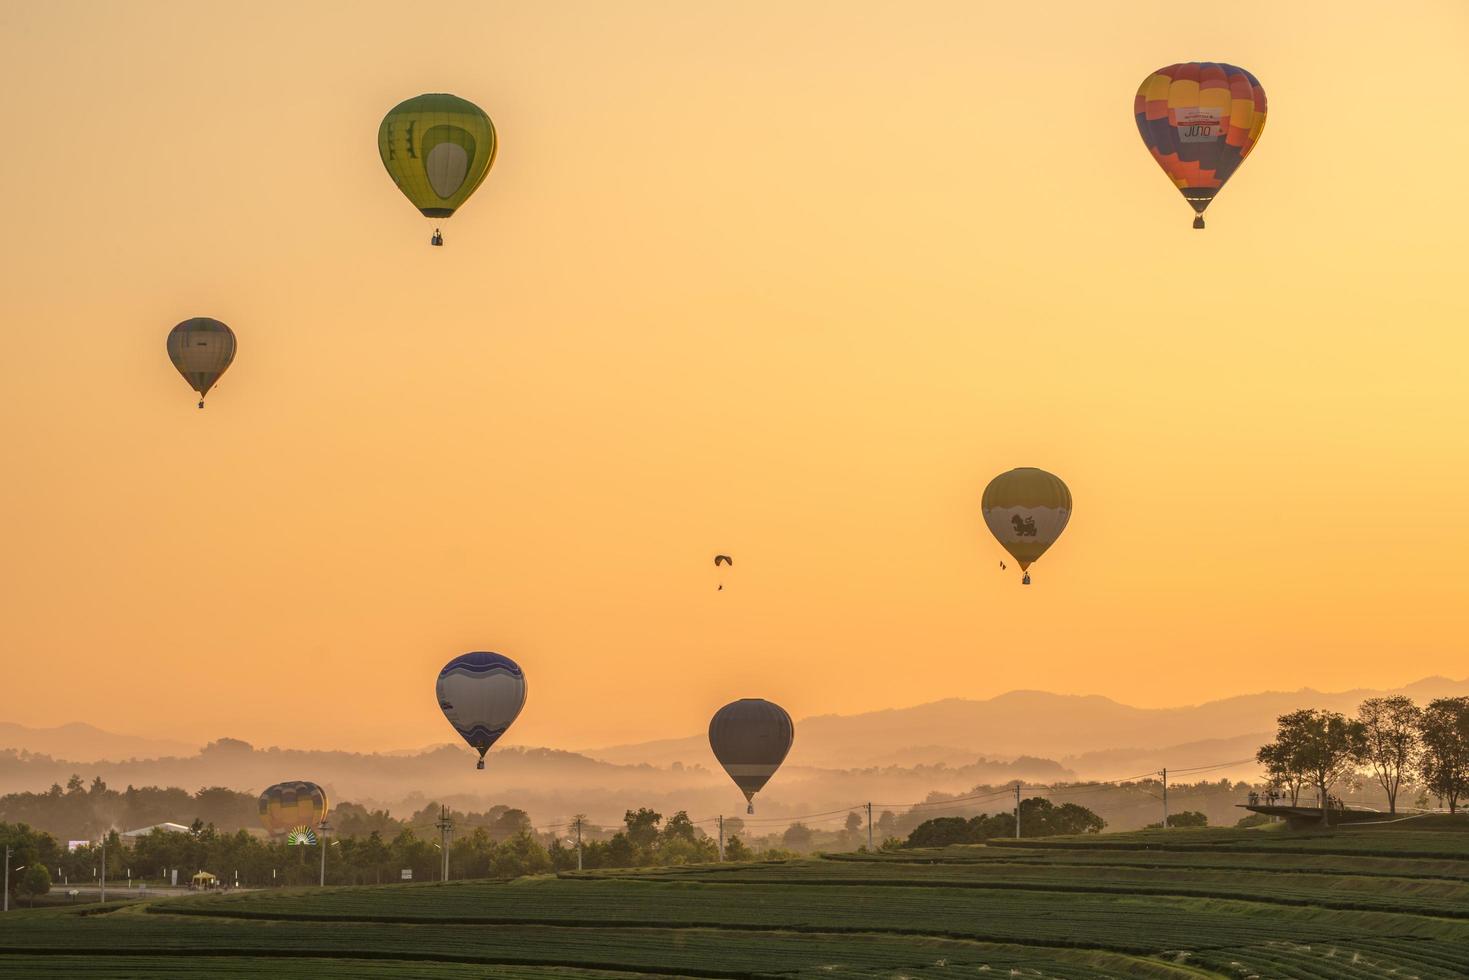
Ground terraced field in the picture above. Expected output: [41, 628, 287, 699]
[2, 826, 1467, 978]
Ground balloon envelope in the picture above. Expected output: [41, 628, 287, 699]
[378, 94, 497, 219]
[258, 781, 328, 837]
[1134, 63, 1267, 224]
[982, 468, 1072, 574]
[708, 698, 794, 811]
[437, 652, 527, 767]
[166, 317, 235, 403]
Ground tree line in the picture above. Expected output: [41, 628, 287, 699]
[1, 804, 809, 905]
[1256, 696, 1469, 822]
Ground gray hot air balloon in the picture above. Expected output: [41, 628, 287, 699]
[166, 317, 236, 408]
[708, 698, 794, 814]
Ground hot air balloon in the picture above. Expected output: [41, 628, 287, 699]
[709, 698, 794, 814]
[1135, 63, 1267, 228]
[437, 652, 527, 770]
[258, 781, 328, 839]
[166, 318, 236, 409]
[982, 468, 1072, 585]
[378, 94, 497, 246]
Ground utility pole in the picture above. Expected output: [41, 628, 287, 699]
[1161, 768, 1169, 830]
[575, 817, 583, 871]
[436, 806, 453, 882]
[318, 819, 331, 887]
[4, 845, 10, 912]
[1014, 784, 1022, 839]
[866, 802, 874, 851]
[717, 815, 724, 862]
[100, 834, 106, 903]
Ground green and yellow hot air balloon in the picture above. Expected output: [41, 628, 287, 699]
[378, 93, 497, 246]
[982, 468, 1072, 585]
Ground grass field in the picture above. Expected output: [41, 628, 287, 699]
[3, 825, 1468, 978]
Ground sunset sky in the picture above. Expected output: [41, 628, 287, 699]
[1, 1, 1466, 754]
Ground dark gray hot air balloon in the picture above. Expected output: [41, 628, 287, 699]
[166, 317, 236, 408]
[708, 698, 793, 814]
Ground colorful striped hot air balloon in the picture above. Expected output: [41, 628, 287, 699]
[258, 781, 328, 838]
[436, 652, 527, 770]
[982, 468, 1072, 585]
[1135, 63, 1267, 228]
[378, 93, 497, 246]
[166, 317, 236, 409]
[709, 699, 794, 814]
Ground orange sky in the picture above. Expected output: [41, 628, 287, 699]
[1, 1, 1466, 753]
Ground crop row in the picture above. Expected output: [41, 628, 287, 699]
[0, 955, 646, 980]
[569, 859, 1469, 918]
[153, 878, 1469, 953]
[1186, 937, 1469, 980]
[0, 915, 1189, 980]
[986, 828, 1469, 861]
[825, 842, 1469, 881]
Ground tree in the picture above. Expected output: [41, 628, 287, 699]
[660, 811, 698, 845]
[1256, 741, 1306, 805]
[1267, 710, 1366, 826]
[904, 816, 976, 848]
[1146, 810, 1207, 829]
[622, 809, 662, 852]
[723, 834, 751, 861]
[781, 822, 814, 851]
[1357, 696, 1421, 815]
[19, 865, 51, 906]
[1418, 698, 1469, 813]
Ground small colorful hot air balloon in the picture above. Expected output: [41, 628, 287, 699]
[285, 826, 318, 846]
[982, 468, 1072, 585]
[258, 781, 328, 838]
[437, 652, 527, 770]
[378, 94, 497, 246]
[709, 698, 794, 814]
[1135, 63, 1267, 228]
[166, 317, 236, 409]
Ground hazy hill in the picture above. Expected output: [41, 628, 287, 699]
[0, 722, 195, 763]
[585, 676, 1469, 771]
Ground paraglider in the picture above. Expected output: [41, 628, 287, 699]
[258, 781, 328, 839]
[378, 94, 498, 246]
[982, 468, 1072, 585]
[714, 554, 732, 591]
[166, 317, 235, 409]
[437, 652, 527, 770]
[708, 698, 794, 814]
[1135, 63, 1267, 228]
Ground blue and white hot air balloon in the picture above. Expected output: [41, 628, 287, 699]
[436, 652, 527, 770]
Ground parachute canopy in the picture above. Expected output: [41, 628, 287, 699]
[708, 698, 794, 813]
[378, 94, 497, 220]
[1135, 63, 1267, 227]
[713, 555, 732, 567]
[982, 468, 1072, 583]
[258, 781, 328, 837]
[437, 652, 527, 770]
[166, 317, 235, 407]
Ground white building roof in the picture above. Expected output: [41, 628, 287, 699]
[120, 822, 192, 838]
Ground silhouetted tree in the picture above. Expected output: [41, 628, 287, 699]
[1418, 698, 1469, 813]
[1357, 696, 1421, 814]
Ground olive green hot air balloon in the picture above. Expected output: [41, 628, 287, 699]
[378, 93, 497, 246]
[982, 468, 1072, 585]
[166, 317, 235, 409]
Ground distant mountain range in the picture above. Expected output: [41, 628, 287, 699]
[0, 722, 196, 763]
[583, 676, 1469, 773]
[3, 678, 1464, 827]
